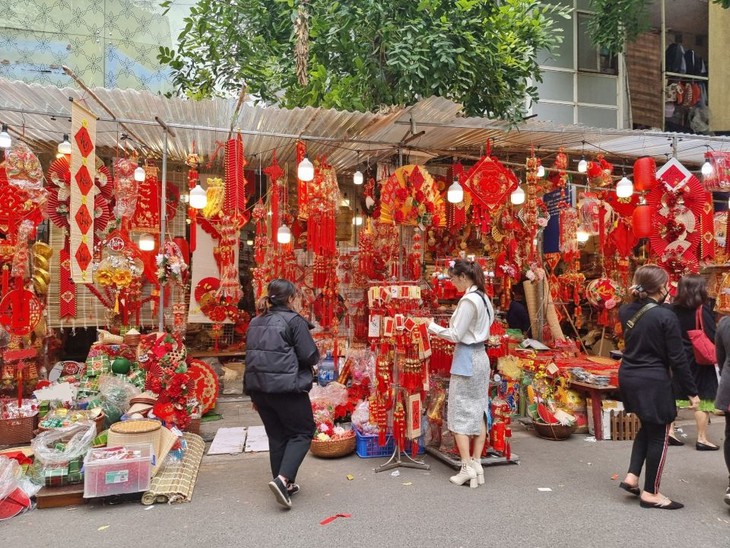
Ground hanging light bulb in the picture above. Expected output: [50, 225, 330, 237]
[277, 224, 292, 244]
[298, 157, 314, 181]
[510, 186, 526, 205]
[0, 124, 11, 149]
[447, 178, 464, 204]
[138, 233, 155, 251]
[189, 183, 207, 209]
[58, 134, 72, 155]
[536, 164, 545, 178]
[701, 159, 714, 177]
[246, 239, 254, 246]
[577, 156, 588, 173]
[352, 215, 364, 226]
[134, 163, 146, 182]
[576, 227, 590, 243]
[353, 169, 364, 186]
[616, 175, 634, 198]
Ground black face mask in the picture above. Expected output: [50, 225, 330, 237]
[657, 289, 669, 304]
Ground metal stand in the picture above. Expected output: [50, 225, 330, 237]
[425, 446, 519, 469]
[373, 306, 430, 473]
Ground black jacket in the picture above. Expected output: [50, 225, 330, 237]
[244, 305, 320, 394]
[618, 299, 698, 423]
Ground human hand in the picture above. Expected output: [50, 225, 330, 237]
[688, 395, 701, 410]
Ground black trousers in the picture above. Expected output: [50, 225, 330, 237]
[724, 413, 730, 476]
[628, 421, 670, 494]
[250, 391, 314, 483]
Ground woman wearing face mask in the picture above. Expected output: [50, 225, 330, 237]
[617, 265, 699, 510]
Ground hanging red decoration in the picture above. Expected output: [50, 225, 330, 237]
[633, 156, 657, 191]
[224, 134, 248, 227]
[632, 203, 653, 238]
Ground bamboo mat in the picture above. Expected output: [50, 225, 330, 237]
[141, 433, 205, 505]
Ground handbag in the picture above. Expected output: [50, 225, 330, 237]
[687, 307, 716, 366]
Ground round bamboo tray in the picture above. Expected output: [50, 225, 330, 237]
[532, 420, 577, 441]
[310, 432, 356, 458]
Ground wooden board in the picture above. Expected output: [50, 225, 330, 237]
[36, 484, 87, 509]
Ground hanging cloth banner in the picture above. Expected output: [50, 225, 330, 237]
[69, 100, 97, 283]
[129, 166, 160, 234]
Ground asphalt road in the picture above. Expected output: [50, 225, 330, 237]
[3, 402, 729, 548]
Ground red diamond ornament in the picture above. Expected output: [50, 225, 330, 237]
[75, 165, 94, 194]
[75, 204, 93, 233]
[74, 126, 94, 157]
[74, 244, 92, 272]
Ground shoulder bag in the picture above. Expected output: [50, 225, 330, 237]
[688, 306, 716, 366]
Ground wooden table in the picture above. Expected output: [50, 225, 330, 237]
[568, 380, 619, 441]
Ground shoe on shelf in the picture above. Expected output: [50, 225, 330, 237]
[639, 498, 684, 510]
[449, 461, 477, 488]
[696, 441, 720, 451]
[724, 488, 730, 507]
[470, 458, 485, 486]
[268, 477, 292, 509]
[667, 435, 685, 447]
[619, 482, 640, 496]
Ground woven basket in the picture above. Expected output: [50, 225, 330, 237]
[532, 420, 577, 441]
[310, 433, 356, 458]
[0, 414, 38, 446]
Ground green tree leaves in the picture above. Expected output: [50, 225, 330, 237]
[158, 0, 569, 123]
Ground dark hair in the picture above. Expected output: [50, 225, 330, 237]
[673, 274, 707, 309]
[630, 265, 668, 301]
[257, 279, 297, 314]
[448, 258, 485, 293]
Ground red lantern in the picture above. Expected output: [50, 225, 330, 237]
[632, 203, 652, 238]
[633, 157, 657, 191]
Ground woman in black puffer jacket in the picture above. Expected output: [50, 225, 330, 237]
[245, 279, 320, 509]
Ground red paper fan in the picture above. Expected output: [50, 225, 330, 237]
[194, 277, 220, 303]
[94, 194, 111, 236]
[187, 358, 220, 414]
[46, 190, 69, 229]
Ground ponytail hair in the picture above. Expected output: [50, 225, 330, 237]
[257, 278, 297, 315]
[448, 258, 486, 293]
[629, 265, 668, 301]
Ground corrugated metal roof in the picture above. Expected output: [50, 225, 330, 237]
[0, 78, 728, 175]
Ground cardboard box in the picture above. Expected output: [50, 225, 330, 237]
[586, 399, 624, 440]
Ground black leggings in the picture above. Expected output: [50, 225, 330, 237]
[725, 413, 730, 475]
[628, 421, 670, 494]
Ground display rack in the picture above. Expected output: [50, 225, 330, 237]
[374, 350, 430, 473]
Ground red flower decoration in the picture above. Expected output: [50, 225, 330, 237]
[415, 190, 426, 203]
[395, 210, 405, 223]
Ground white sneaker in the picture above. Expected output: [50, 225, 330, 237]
[470, 458, 485, 485]
[449, 462, 477, 488]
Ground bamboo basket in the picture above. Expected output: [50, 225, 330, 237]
[310, 432, 356, 458]
[532, 420, 576, 441]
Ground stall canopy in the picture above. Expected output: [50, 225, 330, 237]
[0, 78, 729, 172]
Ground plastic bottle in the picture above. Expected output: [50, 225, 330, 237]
[317, 352, 336, 387]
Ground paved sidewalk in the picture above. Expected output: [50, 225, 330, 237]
[3, 400, 729, 548]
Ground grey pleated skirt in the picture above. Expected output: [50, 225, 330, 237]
[447, 346, 491, 435]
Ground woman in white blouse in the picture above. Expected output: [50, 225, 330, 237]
[428, 259, 494, 488]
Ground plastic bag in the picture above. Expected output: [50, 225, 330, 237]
[0, 456, 21, 501]
[351, 400, 378, 435]
[308, 382, 348, 408]
[31, 421, 96, 465]
[98, 374, 140, 426]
